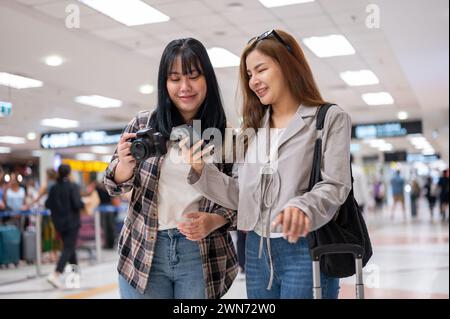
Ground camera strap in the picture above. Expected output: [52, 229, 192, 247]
[145, 111, 152, 128]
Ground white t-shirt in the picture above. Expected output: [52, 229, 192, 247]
[157, 146, 203, 230]
[6, 187, 26, 211]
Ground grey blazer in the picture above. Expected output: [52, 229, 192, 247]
[188, 104, 352, 233]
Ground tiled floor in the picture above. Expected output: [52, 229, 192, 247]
[0, 200, 448, 299]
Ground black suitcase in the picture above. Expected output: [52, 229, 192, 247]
[311, 244, 365, 299]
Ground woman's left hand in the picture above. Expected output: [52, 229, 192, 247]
[271, 206, 311, 244]
[178, 212, 226, 241]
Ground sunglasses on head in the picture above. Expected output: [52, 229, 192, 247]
[247, 29, 293, 53]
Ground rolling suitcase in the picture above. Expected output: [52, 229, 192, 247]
[311, 244, 365, 299]
[0, 225, 21, 267]
[22, 230, 37, 263]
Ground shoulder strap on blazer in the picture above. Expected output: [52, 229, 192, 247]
[315, 103, 355, 186]
[308, 103, 340, 191]
[316, 103, 335, 130]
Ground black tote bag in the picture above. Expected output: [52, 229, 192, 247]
[307, 104, 373, 278]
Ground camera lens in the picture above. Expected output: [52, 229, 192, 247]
[130, 140, 148, 161]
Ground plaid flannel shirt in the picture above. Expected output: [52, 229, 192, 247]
[104, 111, 238, 299]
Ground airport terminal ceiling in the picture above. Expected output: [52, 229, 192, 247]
[0, 0, 448, 163]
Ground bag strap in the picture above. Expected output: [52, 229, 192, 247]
[307, 104, 335, 191]
[308, 103, 355, 192]
[316, 103, 334, 130]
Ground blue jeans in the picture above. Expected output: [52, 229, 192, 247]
[118, 229, 206, 299]
[245, 231, 340, 299]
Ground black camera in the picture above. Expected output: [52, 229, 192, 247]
[130, 128, 168, 161]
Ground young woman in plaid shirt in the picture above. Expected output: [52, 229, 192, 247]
[104, 38, 238, 299]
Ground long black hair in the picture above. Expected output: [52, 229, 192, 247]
[57, 164, 71, 183]
[150, 38, 227, 140]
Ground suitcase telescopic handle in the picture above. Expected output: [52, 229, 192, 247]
[311, 244, 365, 299]
[311, 244, 364, 261]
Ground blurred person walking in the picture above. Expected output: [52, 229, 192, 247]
[84, 179, 116, 249]
[24, 179, 39, 207]
[0, 167, 5, 212]
[390, 170, 406, 221]
[45, 164, 84, 288]
[424, 176, 438, 220]
[96, 181, 117, 249]
[29, 169, 61, 263]
[372, 178, 385, 213]
[409, 177, 421, 219]
[438, 169, 449, 222]
[30, 168, 58, 205]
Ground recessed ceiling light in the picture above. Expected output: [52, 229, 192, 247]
[139, 84, 154, 95]
[41, 118, 79, 129]
[378, 143, 393, 152]
[78, 0, 170, 26]
[302, 35, 355, 58]
[397, 111, 408, 120]
[412, 140, 432, 150]
[45, 55, 64, 67]
[27, 132, 37, 140]
[258, 0, 314, 8]
[0, 136, 26, 144]
[339, 70, 379, 86]
[369, 139, 387, 148]
[409, 136, 432, 150]
[207, 47, 240, 68]
[362, 92, 394, 106]
[409, 136, 426, 144]
[367, 139, 394, 152]
[422, 148, 435, 155]
[75, 95, 122, 108]
[0, 147, 11, 154]
[0, 72, 43, 89]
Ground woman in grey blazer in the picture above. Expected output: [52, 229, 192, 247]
[180, 29, 352, 299]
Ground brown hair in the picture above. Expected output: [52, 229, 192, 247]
[239, 29, 328, 131]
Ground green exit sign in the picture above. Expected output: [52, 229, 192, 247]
[0, 101, 12, 117]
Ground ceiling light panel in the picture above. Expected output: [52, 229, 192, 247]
[78, 0, 170, 26]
